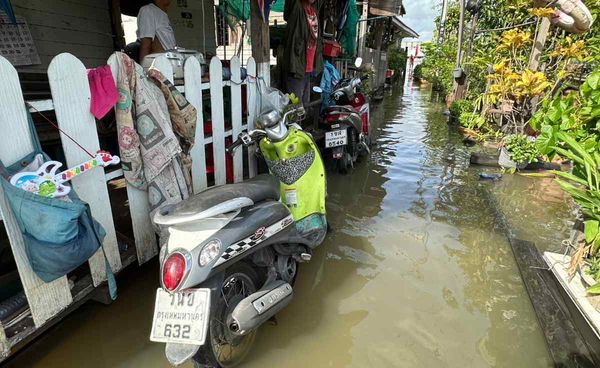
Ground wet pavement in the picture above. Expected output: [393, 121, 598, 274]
[6, 84, 574, 367]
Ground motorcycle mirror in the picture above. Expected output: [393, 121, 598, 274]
[312, 86, 323, 93]
[354, 57, 363, 69]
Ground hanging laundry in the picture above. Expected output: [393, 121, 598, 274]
[320, 60, 341, 110]
[147, 68, 196, 191]
[112, 52, 195, 221]
[87, 65, 119, 119]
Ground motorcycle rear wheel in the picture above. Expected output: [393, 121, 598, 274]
[193, 263, 260, 368]
[338, 149, 352, 174]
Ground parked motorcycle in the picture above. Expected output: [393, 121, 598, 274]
[149, 103, 327, 368]
[320, 58, 371, 173]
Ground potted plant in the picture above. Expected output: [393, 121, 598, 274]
[498, 134, 539, 169]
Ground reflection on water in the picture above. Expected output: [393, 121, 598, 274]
[7, 85, 566, 367]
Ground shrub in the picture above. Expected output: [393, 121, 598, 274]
[449, 99, 474, 118]
[459, 112, 486, 130]
[504, 134, 539, 164]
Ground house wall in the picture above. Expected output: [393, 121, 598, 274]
[11, 0, 115, 73]
[9, 0, 218, 74]
[168, 0, 217, 54]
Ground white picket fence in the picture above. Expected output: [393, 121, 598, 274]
[0, 52, 265, 360]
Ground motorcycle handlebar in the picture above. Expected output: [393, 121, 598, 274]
[226, 138, 243, 155]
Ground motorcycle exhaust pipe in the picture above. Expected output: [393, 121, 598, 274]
[228, 280, 293, 336]
[358, 141, 370, 154]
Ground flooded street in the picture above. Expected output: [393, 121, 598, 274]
[7, 84, 573, 367]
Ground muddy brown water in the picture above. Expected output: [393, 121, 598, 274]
[6, 85, 575, 367]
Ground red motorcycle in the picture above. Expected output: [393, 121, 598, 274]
[321, 59, 370, 173]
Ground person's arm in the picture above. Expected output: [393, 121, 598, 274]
[139, 37, 153, 62]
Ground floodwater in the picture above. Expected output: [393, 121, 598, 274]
[6, 84, 575, 367]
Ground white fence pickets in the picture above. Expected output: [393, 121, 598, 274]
[209, 57, 227, 186]
[48, 53, 122, 284]
[0, 56, 73, 327]
[230, 56, 244, 183]
[246, 57, 258, 178]
[184, 57, 208, 193]
[0, 52, 260, 357]
[106, 54, 158, 265]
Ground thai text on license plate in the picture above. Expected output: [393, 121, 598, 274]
[325, 129, 347, 148]
[150, 288, 211, 345]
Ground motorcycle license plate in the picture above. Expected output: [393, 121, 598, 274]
[150, 288, 211, 345]
[325, 129, 347, 148]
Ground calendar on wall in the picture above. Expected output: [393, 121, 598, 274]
[0, 13, 40, 66]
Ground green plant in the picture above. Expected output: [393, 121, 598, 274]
[449, 99, 474, 118]
[459, 112, 486, 130]
[419, 41, 456, 93]
[503, 134, 539, 164]
[388, 45, 407, 75]
[413, 64, 423, 80]
[532, 69, 600, 159]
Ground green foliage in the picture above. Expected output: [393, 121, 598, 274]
[459, 113, 486, 130]
[419, 41, 456, 93]
[551, 131, 600, 222]
[532, 70, 600, 158]
[587, 254, 600, 287]
[413, 64, 423, 79]
[449, 99, 474, 118]
[503, 134, 539, 164]
[387, 45, 407, 75]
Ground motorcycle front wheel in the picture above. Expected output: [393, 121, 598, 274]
[193, 263, 260, 368]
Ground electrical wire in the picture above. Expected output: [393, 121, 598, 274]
[475, 20, 537, 34]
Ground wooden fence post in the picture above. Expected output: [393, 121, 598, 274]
[48, 53, 122, 284]
[184, 57, 208, 193]
[246, 57, 258, 178]
[107, 53, 158, 264]
[529, 18, 551, 71]
[230, 56, 243, 183]
[0, 56, 73, 327]
[209, 57, 226, 186]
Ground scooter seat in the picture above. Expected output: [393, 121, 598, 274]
[154, 175, 280, 225]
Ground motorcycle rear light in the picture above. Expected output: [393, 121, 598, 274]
[325, 114, 349, 124]
[163, 253, 186, 291]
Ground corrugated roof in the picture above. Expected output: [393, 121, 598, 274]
[391, 15, 418, 38]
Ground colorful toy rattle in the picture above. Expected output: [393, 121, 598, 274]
[10, 151, 120, 198]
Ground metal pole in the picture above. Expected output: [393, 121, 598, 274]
[455, 0, 465, 69]
[437, 0, 449, 45]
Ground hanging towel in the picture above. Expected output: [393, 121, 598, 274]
[88, 65, 119, 119]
